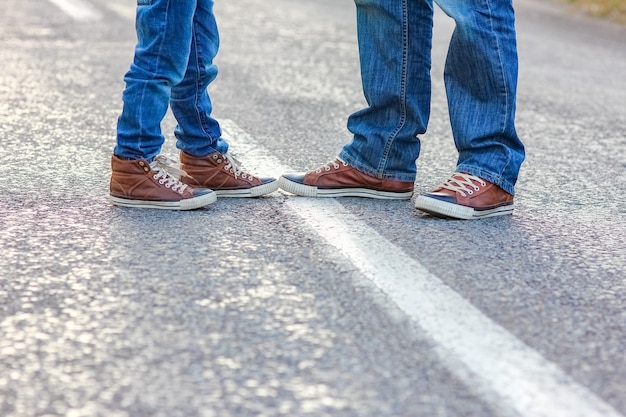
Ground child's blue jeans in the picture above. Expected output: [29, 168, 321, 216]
[115, 0, 228, 161]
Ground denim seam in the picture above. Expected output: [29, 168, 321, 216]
[137, 0, 170, 158]
[378, 0, 409, 178]
[484, 0, 512, 180]
[191, 26, 217, 144]
[484, 0, 508, 136]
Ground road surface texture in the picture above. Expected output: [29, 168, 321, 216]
[0, 0, 624, 416]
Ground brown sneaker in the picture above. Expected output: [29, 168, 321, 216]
[278, 158, 414, 199]
[109, 155, 216, 210]
[414, 172, 514, 219]
[180, 151, 278, 197]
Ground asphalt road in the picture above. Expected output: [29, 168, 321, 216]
[0, 0, 625, 416]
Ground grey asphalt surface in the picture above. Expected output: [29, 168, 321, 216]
[1, 0, 625, 416]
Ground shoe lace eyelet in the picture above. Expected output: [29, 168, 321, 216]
[467, 190, 473, 195]
[473, 186, 480, 191]
[325, 166, 330, 171]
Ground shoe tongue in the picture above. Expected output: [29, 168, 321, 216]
[151, 155, 187, 179]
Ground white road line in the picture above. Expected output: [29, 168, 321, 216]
[46, 0, 101, 21]
[103, 2, 136, 21]
[220, 118, 624, 417]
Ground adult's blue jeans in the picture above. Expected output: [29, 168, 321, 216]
[115, 0, 228, 161]
[340, 0, 525, 194]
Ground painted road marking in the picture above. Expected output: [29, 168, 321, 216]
[45, 0, 101, 21]
[103, 0, 136, 21]
[220, 119, 624, 417]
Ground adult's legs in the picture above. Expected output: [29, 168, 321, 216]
[436, 0, 524, 194]
[414, 0, 523, 219]
[340, 0, 435, 182]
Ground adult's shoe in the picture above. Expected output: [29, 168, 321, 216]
[279, 158, 414, 199]
[414, 172, 514, 219]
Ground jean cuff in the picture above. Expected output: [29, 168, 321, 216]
[338, 150, 417, 183]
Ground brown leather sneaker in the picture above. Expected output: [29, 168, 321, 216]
[109, 155, 216, 210]
[180, 151, 278, 197]
[278, 158, 414, 199]
[414, 172, 514, 219]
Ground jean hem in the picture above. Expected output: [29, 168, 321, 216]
[339, 150, 417, 183]
[177, 145, 223, 158]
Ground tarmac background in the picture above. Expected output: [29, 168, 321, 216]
[0, 0, 625, 416]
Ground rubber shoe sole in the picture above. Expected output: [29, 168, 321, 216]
[214, 179, 279, 198]
[279, 176, 413, 200]
[110, 191, 216, 210]
[414, 195, 514, 220]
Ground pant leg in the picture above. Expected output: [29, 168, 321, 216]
[340, 0, 434, 182]
[115, 0, 196, 161]
[171, 0, 228, 157]
[436, 0, 525, 194]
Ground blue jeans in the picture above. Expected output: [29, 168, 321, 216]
[340, 0, 525, 194]
[115, 0, 228, 161]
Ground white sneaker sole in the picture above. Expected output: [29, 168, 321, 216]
[279, 176, 413, 200]
[214, 180, 279, 197]
[414, 195, 514, 220]
[110, 191, 216, 210]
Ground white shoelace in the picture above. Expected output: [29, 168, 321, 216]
[220, 153, 255, 181]
[439, 173, 487, 197]
[150, 155, 189, 194]
[315, 158, 348, 174]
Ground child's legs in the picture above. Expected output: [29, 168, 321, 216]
[171, 0, 227, 157]
[115, 0, 197, 161]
